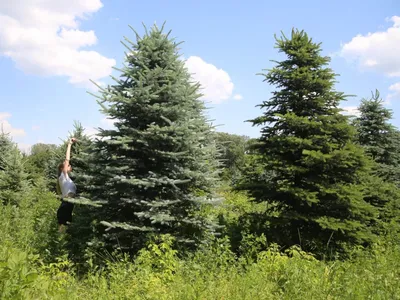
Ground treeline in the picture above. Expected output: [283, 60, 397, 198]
[1, 23, 400, 298]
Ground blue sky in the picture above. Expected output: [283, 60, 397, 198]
[0, 0, 399, 152]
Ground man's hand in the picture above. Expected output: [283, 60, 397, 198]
[69, 137, 77, 144]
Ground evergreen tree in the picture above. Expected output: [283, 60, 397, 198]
[49, 122, 102, 262]
[0, 132, 30, 205]
[46, 121, 92, 192]
[354, 90, 400, 183]
[361, 173, 400, 234]
[352, 91, 400, 233]
[243, 29, 377, 256]
[80, 23, 221, 253]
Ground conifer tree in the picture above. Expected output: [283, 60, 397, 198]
[80, 23, 221, 253]
[0, 132, 29, 205]
[243, 29, 377, 256]
[47, 122, 102, 260]
[354, 90, 400, 184]
[46, 121, 92, 193]
[352, 91, 400, 233]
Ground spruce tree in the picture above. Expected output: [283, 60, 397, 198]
[0, 132, 30, 205]
[48, 122, 103, 261]
[352, 91, 400, 233]
[46, 121, 92, 193]
[244, 29, 377, 256]
[81, 23, 221, 253]
[354, 90, 400, 183]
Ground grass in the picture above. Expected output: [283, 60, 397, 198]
[1, 235, 400, 299]
[1, 188, 399, 299]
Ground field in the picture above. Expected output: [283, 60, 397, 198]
[1, 21, 400, 299]
[1, 188, 399, 299]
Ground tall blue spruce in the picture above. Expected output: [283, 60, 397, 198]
[241, 29, 378, 257]
[80, 23, 221, 253]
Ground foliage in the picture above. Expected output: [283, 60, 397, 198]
[212, 188, 268, 254]
[213, 132, 249, 183]
[1, 23, 400, 299]
[242, 29, 378, 257]
[45, 122, 101, 263]
[0, 188, 63, 261]
[78, 23, 221, 254]
[0, 134, 399, 299]
[361, 173, 400, 235]
[354, 90, 400, 184]
[0, 132, 30, 205]
[44, 121, 92, 190]
[23, 143, 57, 181]
[2, 228, 400, 299]
[0, 245, 48, 300]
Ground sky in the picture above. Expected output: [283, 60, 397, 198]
[0, 0, 399, 153]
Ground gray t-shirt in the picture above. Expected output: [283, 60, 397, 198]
[59, 172, 76, 197]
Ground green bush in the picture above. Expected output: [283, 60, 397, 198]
[0, 187, 63, 259]
[1, 211, 400, 299]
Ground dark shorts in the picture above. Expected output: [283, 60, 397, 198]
[57, 200, 74, 225]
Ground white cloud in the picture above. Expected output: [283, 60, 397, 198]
[185, 56, 237, 104]
[389, 82, 400, 93]
[387, 82, 400, 102]
[0, 112, 26, 137]
[389, 16, 400, 28]
[233, 94, 243, 101]
[340, 16, 400, 103]
[340, 106, 360, 117]
[340, 16, 400, 77]
[0, 0, 116, 87]
[32, 125, 40, 131]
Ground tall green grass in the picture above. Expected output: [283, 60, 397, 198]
[1, 188, 399, 299]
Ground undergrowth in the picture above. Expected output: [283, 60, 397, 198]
[0, 189, 399, 299]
